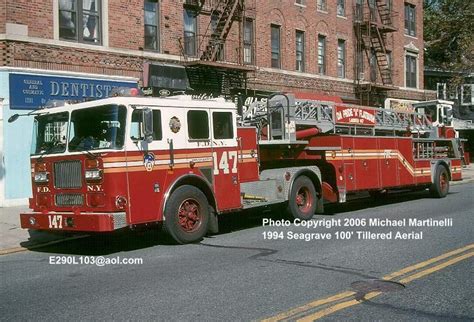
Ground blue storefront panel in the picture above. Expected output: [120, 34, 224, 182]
[9, 73, 136, 110]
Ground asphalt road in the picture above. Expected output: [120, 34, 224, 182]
[1, 183, 473, 321]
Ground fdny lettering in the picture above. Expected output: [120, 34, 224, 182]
[37, 186, 50, 193]
[87, 185, 103, 192]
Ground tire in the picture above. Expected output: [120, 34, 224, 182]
[287, 176, 317, 220]
[430, 165, 450, 198]
[164, 185, 210, 244]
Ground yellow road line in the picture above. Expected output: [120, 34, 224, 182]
[296, 251, 474, 321]
[399, 251, 474, 284]
[263, 243, 474, 321]
[297, 291, 382, 322]
[262, 291, 356, 322]
[383, 243, 474, 280]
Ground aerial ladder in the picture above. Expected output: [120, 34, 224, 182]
[241, 94, 434, 143]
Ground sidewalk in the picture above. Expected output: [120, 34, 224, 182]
[1, 165, 473, 255]
[0, 206, 86, 254]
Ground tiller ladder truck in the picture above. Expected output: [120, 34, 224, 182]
[13, 90, 462, 243]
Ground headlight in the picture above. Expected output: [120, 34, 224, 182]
[85, 169, 102, 181]
[34, 172, 49, 183]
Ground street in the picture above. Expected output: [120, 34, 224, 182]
[1, 183, 473, 321]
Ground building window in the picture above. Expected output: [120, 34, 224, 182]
[356, 49, 364, 80]
[295, 0, 305, 5]
[437, 83, 447, 100]
[405, 55, 417, 88]
[317, 0, 327, 11]
[183, 9, 197, 56]
[461, 84, 473, 105]
[144, 0, 159, 51]
[337, 40, 346, 78]
[211, 13, 224, 60]
[296, 31, 305, 72]
[317, 35, 326, 75]
[337, 0, 345, 16]
[244, 19, 254, 64]
[404, 3, 416, 36]
[370, 50, 377, 82]
[355, 0, 363, 21]
[271, 25, 281, 68]
[369, 0, 377, 22]
[59, 0, 101, 44]
[386, 51, 393, 80]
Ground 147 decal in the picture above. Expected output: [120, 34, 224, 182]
[213, 151, 238, 175]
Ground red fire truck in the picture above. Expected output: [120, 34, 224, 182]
[13, 90, 463, 243]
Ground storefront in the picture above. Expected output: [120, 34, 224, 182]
[0, 69, 137, 206]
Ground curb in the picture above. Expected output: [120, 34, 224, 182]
[0, 235, 88, 256]
[451, 178, 474, 186]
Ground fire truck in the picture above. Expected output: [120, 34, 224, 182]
[12, 90, 463, 244]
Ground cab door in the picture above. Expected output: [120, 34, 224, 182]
[126, 107, 168, 224]
[210, 110, 242, 211]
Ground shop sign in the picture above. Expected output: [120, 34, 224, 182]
[9, 73, 136, 110]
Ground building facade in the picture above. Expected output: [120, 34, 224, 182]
[0, 0, 434, 205]
[424, 68, 474, 161]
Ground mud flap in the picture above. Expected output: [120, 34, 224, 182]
[207, 207, 219, 234]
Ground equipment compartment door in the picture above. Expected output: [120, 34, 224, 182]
[341, 137, 356, 192]
[354, 137, 380, 190]
[378, 138, 399, 188]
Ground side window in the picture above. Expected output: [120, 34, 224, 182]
[213, 112, 233, 139]
[188, 110, 209, 140]
[130, 109, 162, 140]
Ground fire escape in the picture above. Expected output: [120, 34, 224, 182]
[181, 0, 255, 96]
[354, 0, 397, 104]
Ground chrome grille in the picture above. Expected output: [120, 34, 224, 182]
[54, 160, 82, 189]
[55, 193, 84, 206]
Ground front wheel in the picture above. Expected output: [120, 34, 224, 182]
[287, 176, 318, 220]
[164, 185, 210, 244]
[430, 165, 450, 198]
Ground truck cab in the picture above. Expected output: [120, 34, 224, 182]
[413, 100, 454, 127]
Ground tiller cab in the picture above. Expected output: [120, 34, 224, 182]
[15, 90, 463, 243]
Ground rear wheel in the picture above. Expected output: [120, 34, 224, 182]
[430, 165, 450, 198]
[287, 176, 317, 220]
[164, 185, 209, 244]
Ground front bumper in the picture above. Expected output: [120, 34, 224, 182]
[20, 211, 128, 232]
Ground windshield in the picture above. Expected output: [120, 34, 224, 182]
[69, 105, 126, 152]
[31, 112, 69, 155]
[417, 105, 438, 122]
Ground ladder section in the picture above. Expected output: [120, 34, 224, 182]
[243, 97, 434, 141]
[200, 0, 243, 61]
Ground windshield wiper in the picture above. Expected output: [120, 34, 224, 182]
[82, 149, 99, 159]
[36, 140, 63, 163]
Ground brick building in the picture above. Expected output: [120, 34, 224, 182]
[0, 0, 434, 204]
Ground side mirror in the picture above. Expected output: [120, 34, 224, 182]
[142, 108, 154, 143]
[8, 114, 20, 123]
